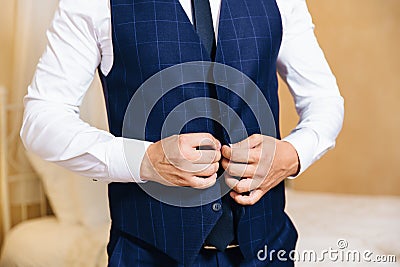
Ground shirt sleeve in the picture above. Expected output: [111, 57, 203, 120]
[20, 1, 151, 183]
[276, 0, 345, 177]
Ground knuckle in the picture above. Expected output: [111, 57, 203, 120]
[202, 166, 213, 176]
[189, 179, 198, 187]
[248, 165, 257, 176]
[249, 134, 257, 141]
[252, 149, 261, 162]
[234, 185, 242, 193]
[213, 162, 219, 172]
[226, 166, 233, 176]
[251, 134, 262, 142]
[207, 176, 217, 186]
[253, 133, 262, 139]
[178, 134, 188, 146]
[205, 133, 214, 141]
[206, 164, 218, 176]
[206, 133, 218, 143]
[193, 179, 205, 188]
[254, 167, 265, 179]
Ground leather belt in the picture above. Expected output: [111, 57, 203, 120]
[203, 244, 239, 250]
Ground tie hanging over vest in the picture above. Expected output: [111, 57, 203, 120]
[99, 0, 298, 266]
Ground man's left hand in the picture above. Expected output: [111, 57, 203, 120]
[221, 134, 300, 205]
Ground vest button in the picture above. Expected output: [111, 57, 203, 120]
[212, 202, 222, 212]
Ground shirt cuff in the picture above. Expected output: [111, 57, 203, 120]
[282, 128, 319, 179]
[89, 137, 153, 183]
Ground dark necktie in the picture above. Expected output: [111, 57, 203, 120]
[192, 0, 216, 59]
[192, 0, 235, 250]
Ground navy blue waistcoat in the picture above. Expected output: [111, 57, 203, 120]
[100, 0, 297, 265]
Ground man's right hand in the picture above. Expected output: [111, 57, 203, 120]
[140, 133, 221, 189]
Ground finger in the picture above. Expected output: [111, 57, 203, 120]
[221, 159, 255, 178]
[180, 133, 221, 150]
[190, 150, 221, 164]
[230, 189, 264, 206]
[222, 146, 261, 164]
[178, 161, 218, 174]
[225, 176, 262, 194]
[231, 134, 263, 149]
[189, 162, 219, 177]
[221, 145, 232, 159]
[190, 173, 218, 189]
[224, 174, 241, 190]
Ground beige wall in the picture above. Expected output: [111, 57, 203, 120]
[281, 0, 400, 195]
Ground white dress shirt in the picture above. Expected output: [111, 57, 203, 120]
[20, 0, 344, 183]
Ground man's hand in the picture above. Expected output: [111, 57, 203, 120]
[140, 133, 221, 189]
[221, 134, 299, 205]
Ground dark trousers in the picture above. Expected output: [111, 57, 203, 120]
[108, 234, 295, 267]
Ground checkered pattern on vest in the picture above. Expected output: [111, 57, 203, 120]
[100, 0, 298, 266]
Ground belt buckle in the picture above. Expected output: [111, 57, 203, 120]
[203, 244, 239, 250]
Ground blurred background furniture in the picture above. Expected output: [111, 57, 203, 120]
[286, 190, 400, 267]
[0, 86, 48, 244]
[0, 79, 112, 267]
[0, 1, 113, 264]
